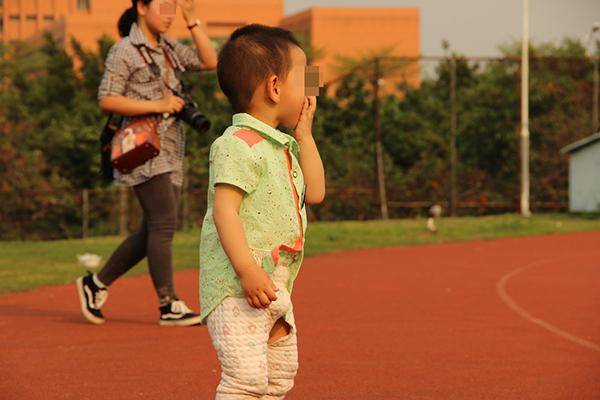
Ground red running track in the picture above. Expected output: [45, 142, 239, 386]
[1, 232, 599, 399]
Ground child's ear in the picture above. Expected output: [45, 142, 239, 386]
[266, 74, 281, 104]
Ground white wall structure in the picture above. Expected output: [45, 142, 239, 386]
[561, 132, 600, 212]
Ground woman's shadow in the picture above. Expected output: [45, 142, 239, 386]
[0, 303, 156, 326]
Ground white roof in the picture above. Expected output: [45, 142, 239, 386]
[560, 132, 600, 154]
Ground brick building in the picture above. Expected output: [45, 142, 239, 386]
[0, 0, 419, 86]
[280, 7, 420, 86]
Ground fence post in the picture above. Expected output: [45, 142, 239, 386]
[82, 188, 89, 239]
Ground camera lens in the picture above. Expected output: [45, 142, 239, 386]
[176, 94, 211, 134]
[189, 112, 211, 134]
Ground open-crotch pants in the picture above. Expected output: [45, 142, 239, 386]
[207, 259, 298, 399]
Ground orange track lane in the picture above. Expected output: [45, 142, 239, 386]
[1, 232, 599, 399]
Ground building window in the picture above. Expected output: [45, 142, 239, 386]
[43, 15, 54, 21]
[77, 0, 91, 12]
[0, 19, 3, 34]
[9, 14, 19, 20]
[26, 14, 36, 21]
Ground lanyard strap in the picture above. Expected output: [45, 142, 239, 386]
[134, 44, 180, 95]
[161, 49, 173, 96]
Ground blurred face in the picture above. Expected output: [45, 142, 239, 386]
[138, 0, 177, 34]
[278, 46, 309, 129]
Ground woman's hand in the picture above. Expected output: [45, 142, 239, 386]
[293, 96, 317, 143]
[240, 266, 279, 309]
[179, 0, 198, 24]
[155, 94, 185, 114]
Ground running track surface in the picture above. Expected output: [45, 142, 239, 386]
[1, 232, 599, 399]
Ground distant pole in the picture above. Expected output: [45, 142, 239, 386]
[442, 40, 458, 216]
[586, 22, 599, 133]
[450, 54, 458, 217]
[594, 47, 599, 133]
[520, 0, 531, 217]
[593, 24, 599, 133]
[373, 57, 389, 220]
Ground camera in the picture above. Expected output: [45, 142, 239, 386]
[174, 91, 211, 134]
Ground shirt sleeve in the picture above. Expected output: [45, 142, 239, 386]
[211, 135, 262, 194]
[98, 44, 131, 101]
[171, 40, 203, 71]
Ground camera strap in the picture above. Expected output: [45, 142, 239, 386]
[99, 43, 184, 180]
[134, 43, 186, 95]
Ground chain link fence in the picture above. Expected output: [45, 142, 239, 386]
[2, 53, 597, 240]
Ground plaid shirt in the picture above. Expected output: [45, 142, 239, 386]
[98, 23, 203, 187]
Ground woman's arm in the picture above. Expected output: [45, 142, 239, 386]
[99, 95, 184, 117]
[295, 97, 326, 204]
[180, 0, 218, 69]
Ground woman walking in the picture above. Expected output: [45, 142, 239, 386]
[76, 0, 217, 326]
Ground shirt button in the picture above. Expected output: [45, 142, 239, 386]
[293, 170, 298, 178]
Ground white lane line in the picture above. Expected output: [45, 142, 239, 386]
[496, 259, 600, 354]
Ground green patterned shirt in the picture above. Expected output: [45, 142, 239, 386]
[199, 113, 307, 323]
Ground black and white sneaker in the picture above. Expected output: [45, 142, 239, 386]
[75, 273, 108, 325]
[159, 300, 202, 327]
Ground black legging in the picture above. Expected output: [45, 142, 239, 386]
[97, 172, 180, 304]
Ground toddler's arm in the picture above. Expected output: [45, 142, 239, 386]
[213, 184, 279, 309]
[294, 96, 325, 204]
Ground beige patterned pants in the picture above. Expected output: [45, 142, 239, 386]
[207, 264, 298, 399]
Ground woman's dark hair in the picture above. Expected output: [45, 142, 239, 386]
[118, 0, 152, 37]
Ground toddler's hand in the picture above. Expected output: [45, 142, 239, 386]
[293, 96, 317, 142]
[240, 266, 279, 309]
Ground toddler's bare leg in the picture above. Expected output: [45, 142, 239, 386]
[263, 318, 298, 399]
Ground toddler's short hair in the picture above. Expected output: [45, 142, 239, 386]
[217, 24, 302, 113]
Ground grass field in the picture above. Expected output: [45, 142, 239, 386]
[0, 213, 598, 294]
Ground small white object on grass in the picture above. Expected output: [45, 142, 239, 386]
[426, 217, 437, 233]
[426, 204, 442, 233]
[77, 253, 102, 269]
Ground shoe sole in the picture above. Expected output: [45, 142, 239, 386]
[159, 315, 203, 327]
[75, 277, 105, 325]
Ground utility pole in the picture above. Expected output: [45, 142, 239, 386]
[591, 22, 600, 133]
[373, 58, 389, 219]
[594, 46, 599, 133]
[520, 0, 531, 217]
[450, 55, 457, 216]
[443, 40, 458, 217]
